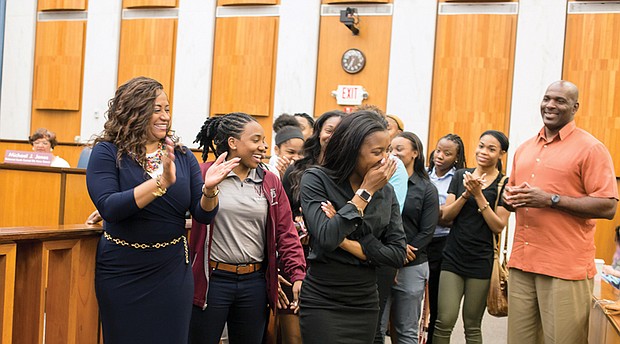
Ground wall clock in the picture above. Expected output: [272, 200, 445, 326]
[341, 48, 366, 74]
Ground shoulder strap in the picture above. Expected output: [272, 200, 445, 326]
[493, 175, 509, 258]
[493, 175, 508, 211]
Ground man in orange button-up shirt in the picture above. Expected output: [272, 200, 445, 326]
[503, 80, 618, 344]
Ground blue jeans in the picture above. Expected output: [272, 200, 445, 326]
[381, 262, 429, 344]
[189, 269, 268, 344]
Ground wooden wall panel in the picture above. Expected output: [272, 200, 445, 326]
[38, 0, 87, 11]
[210, 16, 279, 148]
[117, 18, 177, 102]
[43, 240, 80, 344]
[0, 243, 16, 344]
[322, 0, 390, 3]
[12, 242, 45, 343]
[32, 21, 85, 111]
[219, 0, 278, 5]
[563, 13, 620, 176]
[594, 180, 620, 262]
[10, 233, 100, 344]
[314, 15, 392, 116]
[31, 20, 86, 143]
[123, 0, 178, 8]
[63, 174, 95, 225]
[211, 17, 278, 117]
[428, 14, 516, 168]
[30, 110, 83, 144]
[0, 170, 61, 227]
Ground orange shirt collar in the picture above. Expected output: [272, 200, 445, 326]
[536, 120, 577, 143]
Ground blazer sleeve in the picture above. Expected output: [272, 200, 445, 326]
[300, 169, 363, 252]
[410, 183, 439, 251]
[357, 187, 407, 268]
[188, 153, 218, 224]
[86, 142, 140, 223]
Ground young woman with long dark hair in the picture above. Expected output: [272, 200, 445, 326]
[299, 110, 407, 344]
[381, 132, 439, 343]
[433, 130, 511, 344]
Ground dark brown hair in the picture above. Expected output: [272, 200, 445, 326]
[94, 76, 166, 166]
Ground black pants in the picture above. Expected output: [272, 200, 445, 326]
[189, 269, 268, 344]
[427, 236, 447, 344]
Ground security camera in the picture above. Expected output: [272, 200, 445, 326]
[340, 7, 359, 36]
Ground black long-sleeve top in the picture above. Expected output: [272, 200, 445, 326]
[402, 173, 439, 267]
[300, 167, 407, 268]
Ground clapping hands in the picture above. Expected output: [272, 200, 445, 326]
[463, 171, 486, 198]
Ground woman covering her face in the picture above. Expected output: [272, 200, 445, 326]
[189, 112, 306, 344]
[298, 110, 407, 344]
[86, 77, 236, 343]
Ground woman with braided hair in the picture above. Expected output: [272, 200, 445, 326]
[86, 77, 238, 343]
[189, 112, 306, 344]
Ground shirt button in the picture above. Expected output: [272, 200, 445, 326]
[525, 225, 528, 228]
[531, 174, 535, 178]
[525, 208, 529, 212]
[525, 242, 529, 245]
[536, 158, 540, 162]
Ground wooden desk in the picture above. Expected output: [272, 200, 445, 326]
[0, 163, 95, 227]
[589, 277, 620, 344]
[0, 225, 102, 344]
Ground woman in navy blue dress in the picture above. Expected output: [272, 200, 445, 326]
[86, 77, 239, 343]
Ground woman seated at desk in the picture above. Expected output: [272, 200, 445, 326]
[28, 128, 70, 168]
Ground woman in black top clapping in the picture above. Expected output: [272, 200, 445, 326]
[433, 130, 511, 344]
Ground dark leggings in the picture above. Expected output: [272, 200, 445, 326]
[426, 236, 447, 344]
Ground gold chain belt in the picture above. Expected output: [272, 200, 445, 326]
[103, 231, 189, 264]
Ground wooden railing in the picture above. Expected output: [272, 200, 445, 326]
[0, 225, 102, 344]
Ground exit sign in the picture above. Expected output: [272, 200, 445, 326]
[333, 85, 367, 106]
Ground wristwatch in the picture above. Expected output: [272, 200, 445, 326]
[550, 194, 560, 208]
[355, 189, 372, 203]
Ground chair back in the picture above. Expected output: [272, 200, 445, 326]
[77, 147, 92, 169]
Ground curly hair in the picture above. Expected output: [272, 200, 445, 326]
[273, 113, 300, 133]
[29, 128, 59, 148]
[94, 77, 168, 166]
[194, 112, 257, 163]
